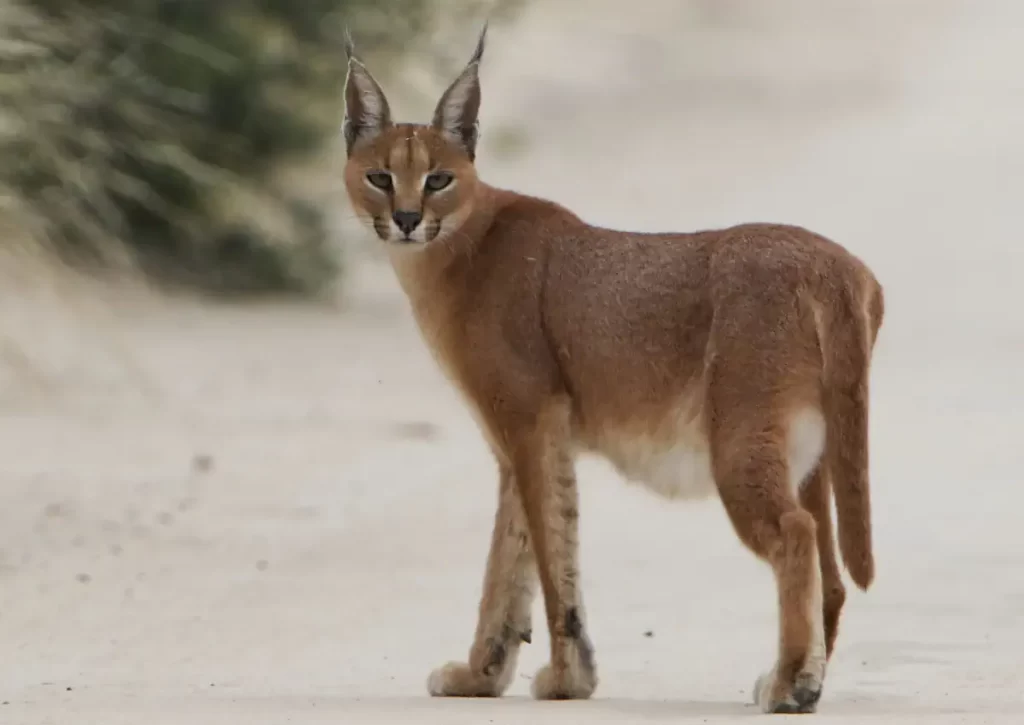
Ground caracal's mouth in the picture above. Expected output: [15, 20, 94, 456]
[380, 220, 446, 246]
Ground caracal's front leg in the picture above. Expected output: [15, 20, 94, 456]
[512, 398, 597, 700]
[427, 464, 537, 697]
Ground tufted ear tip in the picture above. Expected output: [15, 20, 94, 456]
[342, 35, 392, 156]
[431, 25, 491, 159]
[469, 21, 488, 66]
[343, 27, 356, 62]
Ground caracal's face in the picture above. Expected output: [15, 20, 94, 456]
[342, 26, 487, 249]
[344, 124, 479, 247]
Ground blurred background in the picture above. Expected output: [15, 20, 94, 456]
[0, 1, 1021, 722]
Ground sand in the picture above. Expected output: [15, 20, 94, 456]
[1, 1, 1022, 722]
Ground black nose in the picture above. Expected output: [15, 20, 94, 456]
[392, 210, 422, 236]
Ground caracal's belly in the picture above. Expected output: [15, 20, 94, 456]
[584, 398, 718, 501]
[607, 434, 718, 500]
[583, 403, 827, 501]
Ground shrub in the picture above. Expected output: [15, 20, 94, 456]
[0, 0, 510, 297]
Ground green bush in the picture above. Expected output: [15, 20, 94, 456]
[0, 0, 505, 297]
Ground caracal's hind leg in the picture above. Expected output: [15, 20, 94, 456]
[428, 464, 536, 697]
[799, 466, 846, 658]
[708, 370, 827, 712]
[711, 417, 826, 713]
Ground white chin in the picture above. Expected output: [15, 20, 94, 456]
[386, 222, 432, 245]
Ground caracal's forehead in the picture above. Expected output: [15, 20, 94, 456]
[363, 124, 467, 175]
[385, 126, 432, 176]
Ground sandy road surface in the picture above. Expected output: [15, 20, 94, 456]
[2, 1, 1023, 723]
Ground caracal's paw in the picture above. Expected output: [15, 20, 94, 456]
[530, 663, 598, 701]
[427, 661, 505, 698]
[753, 666, 823, 715]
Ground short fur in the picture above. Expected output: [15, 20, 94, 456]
[341, 27, 884, 714]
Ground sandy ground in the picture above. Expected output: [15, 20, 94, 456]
[2, 1, 1023, 723]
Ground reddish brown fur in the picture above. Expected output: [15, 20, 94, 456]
[799, 467, 847, 657]
[341, 28, 884, 713]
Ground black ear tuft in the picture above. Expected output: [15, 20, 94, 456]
[342, 33, 392, 156]
[469, 21, 488, 65]
[430, 24, 489, 160]
[344, 27, 356, 61]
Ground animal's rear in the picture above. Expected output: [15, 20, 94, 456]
[818, 268, 884, 590]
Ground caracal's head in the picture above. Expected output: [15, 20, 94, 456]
[342, 27, 487, 247]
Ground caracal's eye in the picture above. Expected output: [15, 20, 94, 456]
[366, 171, 393, 191]
[424, 171, 454, 192]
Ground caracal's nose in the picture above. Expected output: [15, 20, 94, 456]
[392, 210, 422, 236]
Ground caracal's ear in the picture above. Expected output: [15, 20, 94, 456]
[343, 31, 392, 156]
[431, 23, 488, 161]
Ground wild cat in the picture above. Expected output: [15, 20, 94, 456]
[340, 25, 884, 714]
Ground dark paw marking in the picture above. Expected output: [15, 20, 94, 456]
[564, 607, 582, 639]
[771, 677, 822, 714]
[563, 608, 595, 676]
[770, 700, 817, 715]
[482, 638, 507, 677]
[793, 675, 823, 710]
[483, 623, 531, 677]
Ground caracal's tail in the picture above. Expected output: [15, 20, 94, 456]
[820, 272, 884, 591]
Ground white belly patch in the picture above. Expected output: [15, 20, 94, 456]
[594, 405, 826, 501]
[597, 408, 717, 501]
[620, 438, 718, 500]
